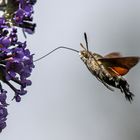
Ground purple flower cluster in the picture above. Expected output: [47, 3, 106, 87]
[4, 0, 36, 34]
[0, 0, 36, 132]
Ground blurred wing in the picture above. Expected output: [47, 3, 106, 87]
[99, 57, 140, 76]
[104, 52, 122, 58]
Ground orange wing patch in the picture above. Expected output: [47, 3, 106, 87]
[110, 67, 129, 76]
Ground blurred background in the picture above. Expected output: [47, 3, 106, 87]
[1, 0, 140, 140]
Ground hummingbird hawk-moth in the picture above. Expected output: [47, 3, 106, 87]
[35, 33, 140, 102]
[79, 33, 139, 102]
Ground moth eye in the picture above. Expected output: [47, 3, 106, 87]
[81, 51, 89, 58]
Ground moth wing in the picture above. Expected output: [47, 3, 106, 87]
[104, 52, 122, 58]
[99, 57, 140, 76]
[105, 67, 129, 76]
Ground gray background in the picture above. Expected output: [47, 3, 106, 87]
[1, 0, 140, 140]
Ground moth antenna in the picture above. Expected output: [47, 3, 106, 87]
[80, 43, 87, 50]
[34, 46, 79, 62]
[84, 32, 89, 51]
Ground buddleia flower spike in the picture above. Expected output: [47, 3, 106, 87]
[0, 0, 37, 132]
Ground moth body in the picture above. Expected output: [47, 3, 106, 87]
[79, 50, 135, 101]
[79, 33, 140, 102]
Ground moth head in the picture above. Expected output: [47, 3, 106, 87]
[79, 42, 92, 63]
[79, 50, 90, 62]
[79, 32, 92, 62]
